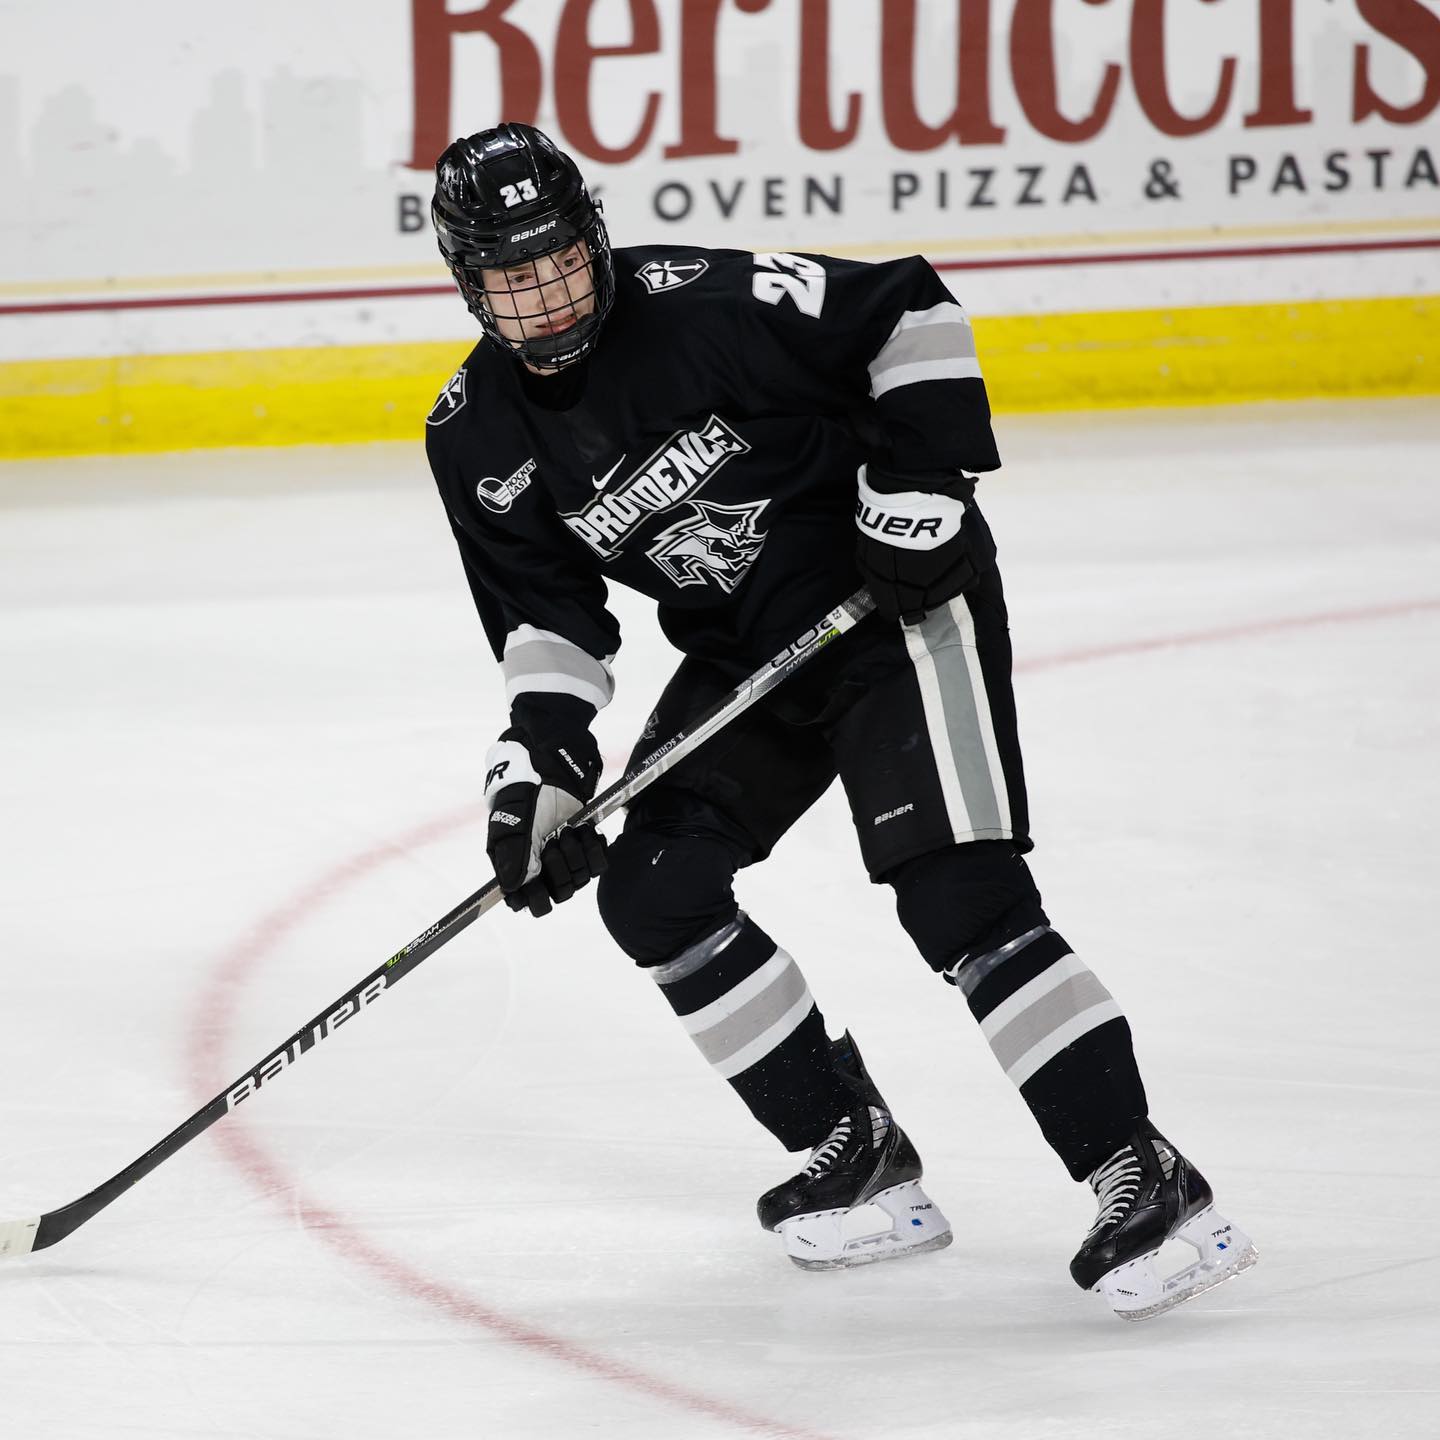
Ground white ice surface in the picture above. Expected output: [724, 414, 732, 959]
[1, 400, 1437, 1440]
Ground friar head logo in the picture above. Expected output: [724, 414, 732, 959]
[646, 498, 770, 592]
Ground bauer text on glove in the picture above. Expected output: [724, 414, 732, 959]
[854, 464, 982, 625]
[484, 725, 607, 918]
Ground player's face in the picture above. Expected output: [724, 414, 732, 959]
[482, 240, 596, 362]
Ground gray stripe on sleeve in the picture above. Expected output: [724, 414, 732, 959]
[874, 320, 978, 373]
[868, 305, 979, 397]
[503, 636, 615, 709]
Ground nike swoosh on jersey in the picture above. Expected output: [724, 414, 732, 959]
[591, 455, 628, 490]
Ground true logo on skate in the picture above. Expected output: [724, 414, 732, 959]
[224, 975, 388, 1111]
[561, 415, 750, 559]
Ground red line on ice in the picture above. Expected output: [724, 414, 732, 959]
[191, 594, 1439, 1436]
[1016, 596, 1440, 673]
[187, 805, 835, 1440]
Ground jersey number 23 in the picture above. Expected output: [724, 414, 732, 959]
[751, 252, 827, 318]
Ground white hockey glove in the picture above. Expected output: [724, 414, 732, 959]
[854, 464, 980, 625]
[484, 725, 607, 918]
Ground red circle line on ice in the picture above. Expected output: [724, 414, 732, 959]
[189, 594, 1439, 1437]
[186, 803, 838, 1440]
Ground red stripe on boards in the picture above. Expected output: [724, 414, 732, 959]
[2, 237, 1436, 317]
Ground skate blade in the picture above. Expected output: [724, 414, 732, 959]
[779, 1180, 953, 1271]
[1096, 1204, 1259, 1321]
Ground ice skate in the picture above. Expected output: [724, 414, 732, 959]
[1071, 1121, 1258, 1321]
[756, 1033, 952, 1270]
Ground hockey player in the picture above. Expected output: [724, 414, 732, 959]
[424, 123, 1257, 1319]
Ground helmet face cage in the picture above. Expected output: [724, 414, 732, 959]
[454, 215, 614, 372]
[432, 125, 615, 371]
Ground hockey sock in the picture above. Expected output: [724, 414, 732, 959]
[647, 914, 850, 1152]
[954, 926, 1149, 1180]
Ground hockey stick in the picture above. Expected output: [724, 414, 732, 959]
[0, 589, 875, 1260]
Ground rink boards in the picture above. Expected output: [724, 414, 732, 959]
[2, 290, 1436, 459]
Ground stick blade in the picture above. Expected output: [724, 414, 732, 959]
[0, 1217, 40, 1259]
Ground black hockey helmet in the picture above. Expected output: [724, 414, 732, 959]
[432, 123, 614, 370]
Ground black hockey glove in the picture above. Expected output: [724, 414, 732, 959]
[854, 464, 980, 625]
[484, 724, 607, 918]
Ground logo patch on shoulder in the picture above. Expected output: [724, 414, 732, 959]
[427, 367, 467, 427]
[476, 458, 537, 514]
[635, 258, 709, 295]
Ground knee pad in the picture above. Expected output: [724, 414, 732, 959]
[889, 840, 1049, 979]
[596, 828, 741, 965]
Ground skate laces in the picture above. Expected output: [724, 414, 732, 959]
[803, 1118, 851, 1178]
[802, 1107, 889, 1179]
[1086, 1146, 1143, 1234]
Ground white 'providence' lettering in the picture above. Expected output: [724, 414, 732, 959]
[562, 415, 751, 558]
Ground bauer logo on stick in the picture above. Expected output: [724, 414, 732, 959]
[224, 974, 390, 1111]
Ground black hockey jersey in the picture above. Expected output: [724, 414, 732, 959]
[424, 245, 1000, 732]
